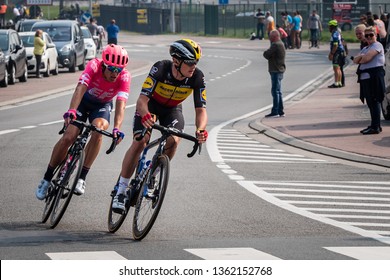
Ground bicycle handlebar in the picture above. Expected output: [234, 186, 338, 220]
[136, 124, 201, 158]
[59, 119, 119, 154]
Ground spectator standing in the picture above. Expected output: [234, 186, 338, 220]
[97, 23, 106, 52]
[353, 26, 385, 135]
[327, 20, 344, 88]
[276, 24, 288, 49]
[34, 29, 45, 78]
[263, 30, 286, 118]
[307, 10, 322, 48]
[291, 11, 301, 49]
[373, 14, 387, 48]
[0, 2, 7, 28]
[106, 19, 120, 45]
[265, 11, 275, 37]
[87, 17, 98, 36]
[355, 24, 369, 50]
[12, 5, 21, 23]
[255, 8, 265, 40]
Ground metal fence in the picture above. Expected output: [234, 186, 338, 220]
[99, 2, 390, 37]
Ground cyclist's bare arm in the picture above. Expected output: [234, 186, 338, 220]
[69, 84, 87, 111]
[113, 99, 126, 144]
[64, 84, 87, 125]
[195, 107, 208, 143]
[136, 95, 154, 128]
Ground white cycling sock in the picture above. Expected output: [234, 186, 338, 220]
[117, 176, 130, 195]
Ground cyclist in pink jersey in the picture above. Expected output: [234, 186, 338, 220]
[36, 44, 131, 200]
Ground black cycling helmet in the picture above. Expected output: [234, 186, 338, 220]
[169, 39, 202, 61]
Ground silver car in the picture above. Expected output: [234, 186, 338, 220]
[19, 31, 59, 77]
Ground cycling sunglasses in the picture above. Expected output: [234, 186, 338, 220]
[104, 63, 124, 73]
[183, 59, 198, 66]
[364, 33, 375, 38]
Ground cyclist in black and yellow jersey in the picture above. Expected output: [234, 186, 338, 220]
[112, 39, 208, 211]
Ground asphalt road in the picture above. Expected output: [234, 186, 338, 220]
[1, 34, 389, 268]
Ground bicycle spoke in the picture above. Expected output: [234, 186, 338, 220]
[50, 152, 84, 228]
[132, 155, 169, 240]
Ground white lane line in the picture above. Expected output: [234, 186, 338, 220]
[0, 104, 137, 136]
[0, 129, 20, 135]
[46, 251, 127, 260]
[184, 248, 281, 260]
[324, 247, 390, 260]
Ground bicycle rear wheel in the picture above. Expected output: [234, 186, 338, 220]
[132, 155, 169, 240]
[50, 151, 84, 228]
[107, 187, 132, 233]
[41, 163, 63, 223]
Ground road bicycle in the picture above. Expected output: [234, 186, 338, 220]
[41, 119, 118, 229]
[107, 123, 200, 240]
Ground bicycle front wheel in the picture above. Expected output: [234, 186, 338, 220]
[41, 163, 63, 223]
[107, 187, 132, 233]
[50, 151, 84, 229]
[132, 155, 169, 240]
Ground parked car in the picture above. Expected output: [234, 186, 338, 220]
[15, 18, 45, 32]
[81, 26, 97, 61]
[0, 48, 8, 87]
[31, 20, 85, 72]
[19, 31, 59, 77]
[381, 23, 390, 120]
[0, 29, 28, 85]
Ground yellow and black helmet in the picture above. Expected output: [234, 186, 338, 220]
[169, 39, 202, 61]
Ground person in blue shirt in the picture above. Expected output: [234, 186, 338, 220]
[106, 19, 119, 45]
[328, 20, 345, 88]
[291, 11, 302, 49]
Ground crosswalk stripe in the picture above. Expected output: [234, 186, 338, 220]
[324, 247, 390, 260]
[184, 248, 281, 260]
[46, 251, 127, 260]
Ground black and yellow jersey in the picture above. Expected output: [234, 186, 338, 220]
[140, 60, 206, 108]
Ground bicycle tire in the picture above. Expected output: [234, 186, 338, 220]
[107, 188, 132, 233]
[49, 151, 84, 228]
[132, 155, 169, 240]
[41, 163, 63, 223]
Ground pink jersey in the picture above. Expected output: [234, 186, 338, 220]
[78, 58, 131, 103]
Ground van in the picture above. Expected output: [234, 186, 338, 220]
[31, 20, 85, 72]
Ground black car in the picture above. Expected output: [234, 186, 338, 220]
[0, 48, 8, 87]
[31, 20, 85, 72]
[0, 29, 28, 85]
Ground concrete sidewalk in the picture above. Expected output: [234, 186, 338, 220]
[249, 64, 390, 168]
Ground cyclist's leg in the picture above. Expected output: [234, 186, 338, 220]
[118, 112, 149, 187]
[158, 105, 184, 160]
[74, 102, 111, 194]
[48, 125, 79, 171]
[83, 117, 109, 169]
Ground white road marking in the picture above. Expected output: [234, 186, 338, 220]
[184, 248, 281, 260]
[324, 247, 390, 260]
[46, 251, 127, 260]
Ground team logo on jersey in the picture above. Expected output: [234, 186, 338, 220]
[142, 76, 155, 92]
[201, 88, 206, 102]
[150, 66, 158, 76]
